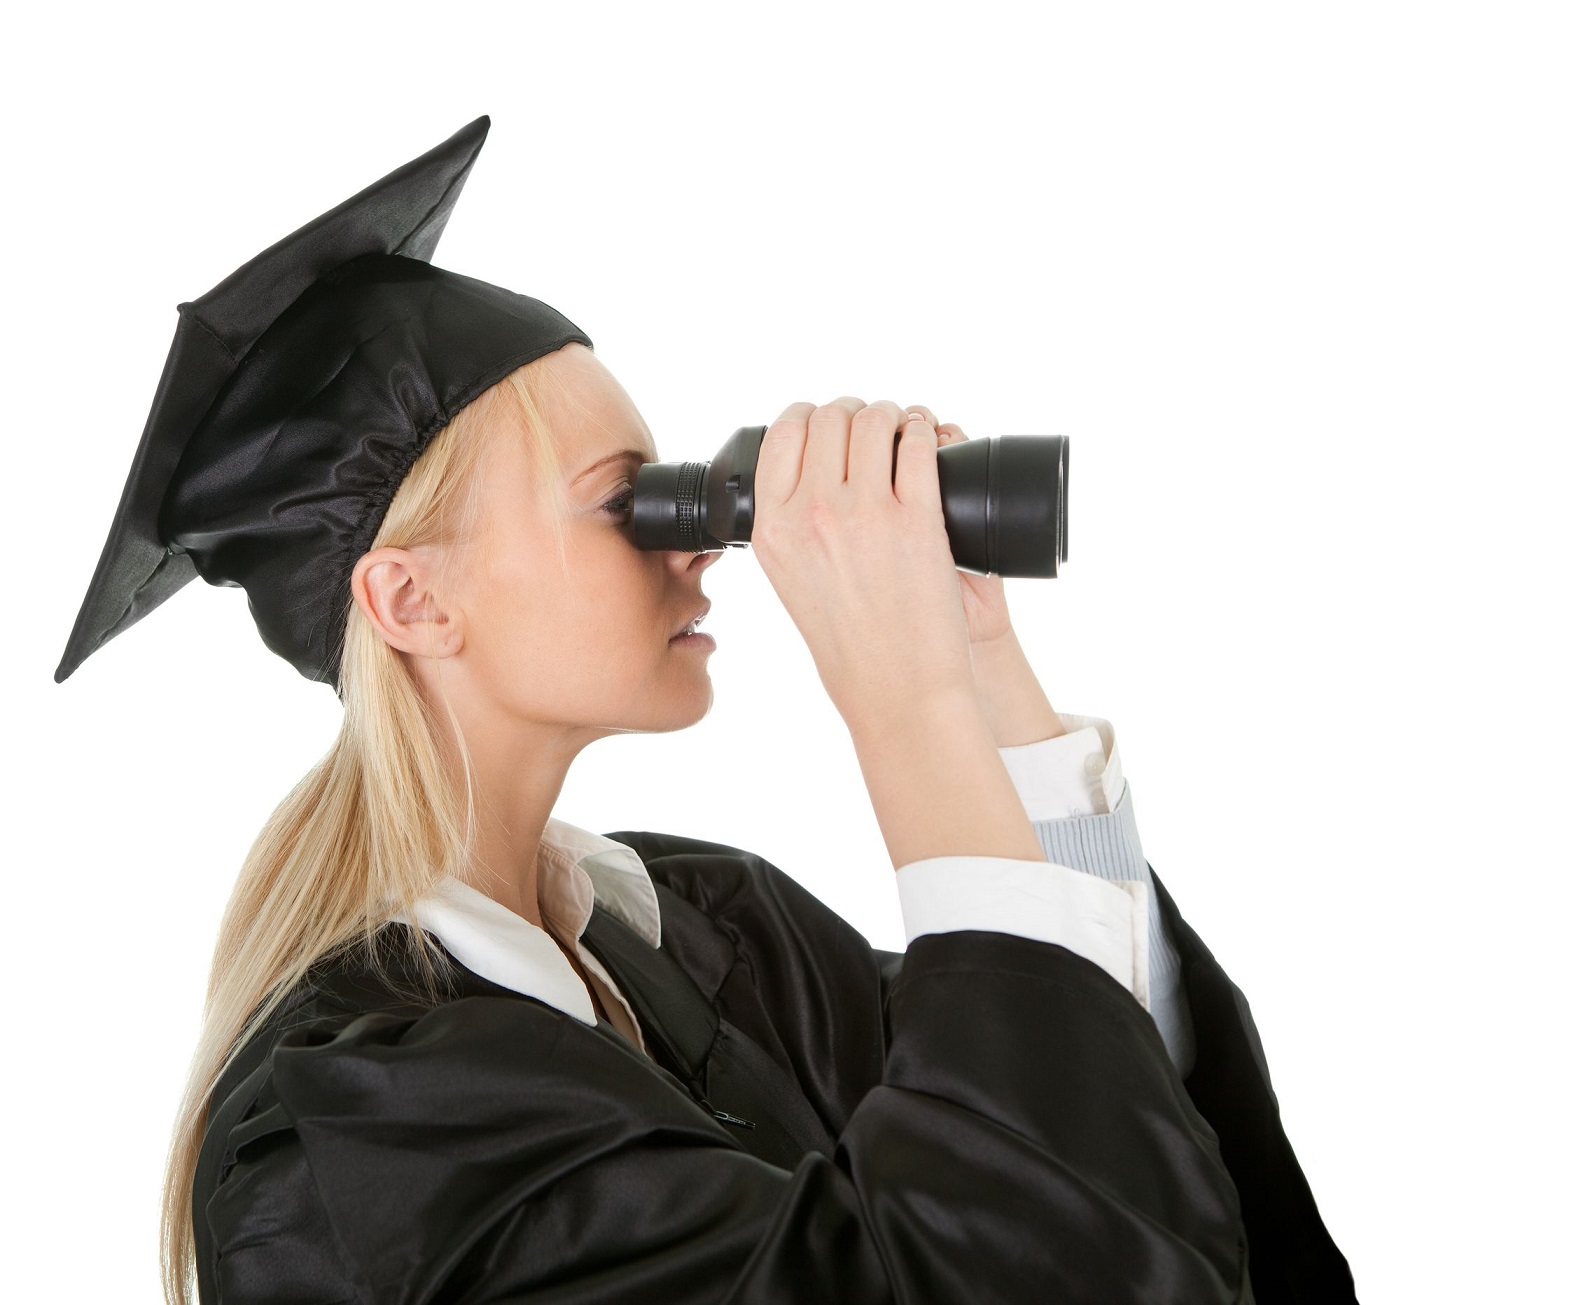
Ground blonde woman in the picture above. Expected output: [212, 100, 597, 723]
[57, 117, 1356, 1304]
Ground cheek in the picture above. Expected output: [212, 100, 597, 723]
[483, 541, 662, 676]
[461, 540, 561, 667]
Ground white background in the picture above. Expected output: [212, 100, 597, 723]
[5, 2, 1571, 1299]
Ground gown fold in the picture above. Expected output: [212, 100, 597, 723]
[192, 828, 1357, 1304]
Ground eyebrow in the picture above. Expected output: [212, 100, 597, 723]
[571, 448, 656, 485]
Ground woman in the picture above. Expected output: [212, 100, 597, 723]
[57, 118, 1356, 1303]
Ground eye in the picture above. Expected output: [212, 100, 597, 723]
[601, 484, 635, 520]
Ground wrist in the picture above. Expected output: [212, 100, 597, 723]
[841, 687, 1047, 870]
[970, 630, 1066, 746]
[840, 678, 983, 747]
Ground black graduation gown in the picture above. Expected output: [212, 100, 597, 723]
[192, 829, 1358, 1303]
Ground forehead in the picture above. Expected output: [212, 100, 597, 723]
[538, 344, 657, 465]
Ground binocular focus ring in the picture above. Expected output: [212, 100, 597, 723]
[673, 461, 706, 551]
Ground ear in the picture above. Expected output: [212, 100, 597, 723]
[350, 546, 464, 661]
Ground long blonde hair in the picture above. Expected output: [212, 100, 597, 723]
[158, 352, 578, 1305]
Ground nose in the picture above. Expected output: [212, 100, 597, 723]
[671, 547, 724, 574]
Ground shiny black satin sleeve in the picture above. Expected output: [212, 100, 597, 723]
[619, 830, 1357, 1303]
[204, 927, 1250, 1303]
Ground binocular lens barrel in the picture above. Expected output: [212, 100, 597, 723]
[633, 425, 1068, 579]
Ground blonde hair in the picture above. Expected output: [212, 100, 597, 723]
[157, 351, 580, 1305]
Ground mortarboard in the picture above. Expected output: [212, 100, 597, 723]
[53, 114, 593, 693]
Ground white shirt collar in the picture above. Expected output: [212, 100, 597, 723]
[393, 816, 660, 1028]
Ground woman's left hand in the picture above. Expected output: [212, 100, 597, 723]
[903, 406, 1014, 646]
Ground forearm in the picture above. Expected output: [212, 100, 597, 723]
[843, 687, 1048, 872]
[969, 628, 1067, 747]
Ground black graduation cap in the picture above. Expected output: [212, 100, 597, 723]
[54, 114, 592, 693]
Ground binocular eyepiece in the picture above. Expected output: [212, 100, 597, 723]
[632, 426, 1069, 578]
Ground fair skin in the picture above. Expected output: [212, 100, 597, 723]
[351, 342, 721, 936]
[351, 344, 1067, 948]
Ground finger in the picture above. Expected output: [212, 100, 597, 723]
[849, 400, 909, 499]
[755, 401, 816, 512]
[892, 410, 942, 514]
[777, 398, 816, 425]
[906, 405, 968, 444]
[800, 397, 864, 497]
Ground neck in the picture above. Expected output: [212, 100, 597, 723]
[472, 762, 570, 927]
[413, 660, 621, 930]
[439, 714, 595, 931]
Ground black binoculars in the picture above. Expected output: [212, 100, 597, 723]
[631, 426, 1069, 578]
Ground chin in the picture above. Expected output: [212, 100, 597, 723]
[654, 679, 716, 734]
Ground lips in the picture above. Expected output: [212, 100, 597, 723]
[670, 603, 711, 639]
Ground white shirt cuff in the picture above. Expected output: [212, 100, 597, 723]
[996, 710, 1124, 820]
[895, 857, 1152, 1010]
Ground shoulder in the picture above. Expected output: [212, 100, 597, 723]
[601, 827, 799, 909]
[197, 925, 568, 1213]
[600, 828, 845, 922]
[600, 828, 879, 967]
[599, 830, 894, 1136]
[194, 956, 717, 1304]
[601, 827, 891, 1022]
[207, 921, 550, 1107]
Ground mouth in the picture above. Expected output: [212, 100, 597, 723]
[670, 603, 712, 639]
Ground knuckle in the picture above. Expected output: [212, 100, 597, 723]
[768, 404, 810, 427]
[802, 496, 841, 532]
[751, 518, 780, 555]
[821, 397, 866, 420]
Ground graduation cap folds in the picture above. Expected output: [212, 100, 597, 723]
[54, 114, 593, 692]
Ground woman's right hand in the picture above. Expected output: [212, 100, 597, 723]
[751, 398, 977, 729]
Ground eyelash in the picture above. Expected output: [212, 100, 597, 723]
[602, 485, 635, 519]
